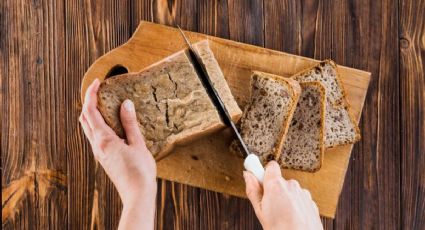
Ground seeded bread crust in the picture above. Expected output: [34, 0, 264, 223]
[97, 40, 242, 160]
[232, 71, 301, 163]
[279, 82, 326, 172]
[292, 60, 360, 147]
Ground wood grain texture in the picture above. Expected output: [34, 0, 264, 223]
[1, 0, 67, 229]
[2, 0, 424, 229]
[327, 1, 401, 229]
[228, 0, 264, 46]
[64, 1, 132, 229]
[399, 0, 425, 229]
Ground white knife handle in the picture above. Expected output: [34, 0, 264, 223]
[244, 154, 265, 184]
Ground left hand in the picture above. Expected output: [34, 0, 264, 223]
[79, 79, 157, 207]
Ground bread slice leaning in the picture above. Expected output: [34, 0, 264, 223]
[97, 40, 242, 160]
[232, 71, 301, 164]
[279, 82, 326, 172]
[292, 60, 360, 147]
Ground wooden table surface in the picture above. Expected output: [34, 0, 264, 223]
[2, 0, 424, 229]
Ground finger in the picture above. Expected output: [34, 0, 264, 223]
[287, 179, 301, 191]
[120, 99, 143, 145]
[302, 188, 312, 200]
[80, 115, 102, 161]
[263, 161, 283, 182]
[82, 79, 114, 134]
[84, 78, 100, 106]
[263, 161, 289, 196]
[79, 114, 93, 141]
[303, 189, 319, 216]
[311, 200, 320, 216]
[243, 171, 263, 214]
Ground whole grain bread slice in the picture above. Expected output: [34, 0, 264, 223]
[97, 40, 242, 160]
[291, 60, 360, 147]
[231, 71, 301, 163]
[279, 82, 326, 172]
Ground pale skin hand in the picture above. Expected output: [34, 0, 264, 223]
[244, 161, 323, 230]
[79, 79, 157, 230]
[80, 80, 322, 230]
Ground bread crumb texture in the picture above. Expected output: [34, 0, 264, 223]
[239, 73, 297, 163]
[279, 82, 325, 171]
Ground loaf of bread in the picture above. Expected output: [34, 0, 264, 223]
[292, 60, 360, 147]
[279, 82, 326, 172]
[97, 40, 242, 159]
[232, 71, 301, 163]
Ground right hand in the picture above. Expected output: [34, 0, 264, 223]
[243, 161, 323, 230]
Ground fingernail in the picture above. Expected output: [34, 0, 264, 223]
[123, 99, 134, 112]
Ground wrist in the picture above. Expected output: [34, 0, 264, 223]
[119, 179, 158, 207]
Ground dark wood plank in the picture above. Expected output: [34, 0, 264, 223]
[319, 0, 401, 229]
[1, 0, 67, 229]
[228, 0, 264, 46]
[265, 0, 401, 229]
[129, 0, 152, 32]
[399, 0, 425, 228]
[64, 0, 131, 229]
[64, 1, 96, 228]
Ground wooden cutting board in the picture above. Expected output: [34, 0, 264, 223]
[81, 21, 371, 218]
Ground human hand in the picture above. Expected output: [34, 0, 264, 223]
[244, 161, 322, 230]
[79, 79, 157, 229]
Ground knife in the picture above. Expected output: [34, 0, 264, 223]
[177, 26, 265, 183]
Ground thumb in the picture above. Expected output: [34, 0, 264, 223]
[243, 171, 263, 215]
[120, 99, 143, 145]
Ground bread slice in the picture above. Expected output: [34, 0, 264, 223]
[232, 71, 301, 163]
[97, 40, 242, 160]
[292, 60, 360, 147]
[279, 82, 326, 172]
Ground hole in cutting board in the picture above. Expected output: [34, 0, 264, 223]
[105, 65, 128, 79]
[190, 155, 199, 161]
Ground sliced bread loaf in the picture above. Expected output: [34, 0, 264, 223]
[279, 82, 326, 172]
[292, 60, 360, 147]
[97, 40, 242, 160]
[233, 71, 301, 163]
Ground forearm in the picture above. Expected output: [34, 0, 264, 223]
[118, 186, 157, 230]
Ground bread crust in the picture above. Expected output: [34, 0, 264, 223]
[315, 82, 326, 171]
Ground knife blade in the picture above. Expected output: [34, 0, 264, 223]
[177, 26, 265, 183]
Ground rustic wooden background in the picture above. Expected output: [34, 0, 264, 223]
[2, 0, 424, 229]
